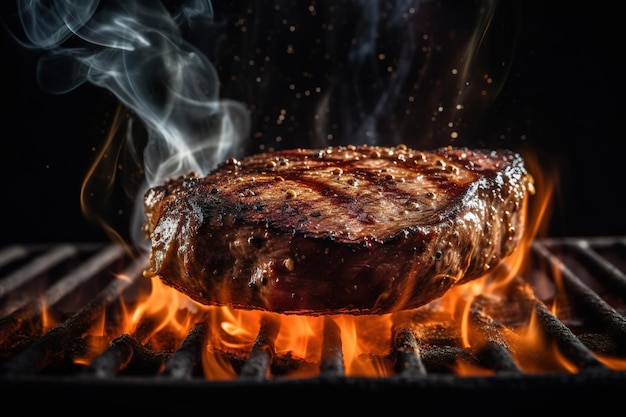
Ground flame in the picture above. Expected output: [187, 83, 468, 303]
[66, 149, 625, 378]
[81, 105, 138, 249]
[596, 354, 626, 371]
[502, 307, 579, 374]
[66, 155, 626, 379]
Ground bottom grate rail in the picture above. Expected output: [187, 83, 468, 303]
[0, 238, 625, 414]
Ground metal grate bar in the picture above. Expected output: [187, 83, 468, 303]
[0, 246, 29, 270]
[84, 316, 163, 378]
[567, 239, 626, 298]
[42, 244, 126, 307]
[159, 319, 208, 379]
[468, 307, 521, 373]
[0, 255, 147, 376]
[0, 244, 125, 328]
[533, 241, 626, 351]
[84, 334, 142, 378]
[0, 244, 78, 300]
[320, 316, 344, 376]
[392, 327, 427, 376]
[475, 341, 521, 373]
[531, 294, 606, 370]
[238, 315, 280, 380]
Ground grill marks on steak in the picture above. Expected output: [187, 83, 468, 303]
[143, 145, 533, 315]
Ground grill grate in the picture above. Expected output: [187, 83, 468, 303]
[1, 238, 625, 414]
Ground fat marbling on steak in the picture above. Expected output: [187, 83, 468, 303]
[142, 144, 534, 315]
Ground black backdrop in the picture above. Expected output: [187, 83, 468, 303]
[1, 1, 624, 246]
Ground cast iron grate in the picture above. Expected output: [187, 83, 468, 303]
[0, 238, 625, 414]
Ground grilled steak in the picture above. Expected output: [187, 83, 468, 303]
[142, 144, 533, 315]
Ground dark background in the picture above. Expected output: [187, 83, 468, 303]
[1, 1, 623, 246]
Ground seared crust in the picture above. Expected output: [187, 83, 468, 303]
[143, 144, 533, 315]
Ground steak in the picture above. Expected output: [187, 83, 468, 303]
[142, 144, 534, 315]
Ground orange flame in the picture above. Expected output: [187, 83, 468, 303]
[502, 307, 579, 374]
[67, 148, 626, 378]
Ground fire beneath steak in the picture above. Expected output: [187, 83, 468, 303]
[1, 237, 626, 415]
[142, 144, 534, 315]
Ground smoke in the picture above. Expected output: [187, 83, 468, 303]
[17, 0, 249, 186]
[12, 0, 250, 247]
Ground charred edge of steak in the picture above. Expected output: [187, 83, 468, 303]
[142, 144, 533, 315]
